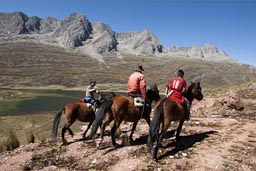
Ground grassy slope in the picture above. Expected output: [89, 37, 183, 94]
[0, 40, 256, 93]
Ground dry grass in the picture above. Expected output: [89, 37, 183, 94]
[26, 130, 35, 144]
[0, 130, 20, 152]
[0, 112, 58, 153]
[24, 148, 78, 170]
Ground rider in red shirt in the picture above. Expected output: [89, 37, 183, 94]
[165, 69, 190, 121]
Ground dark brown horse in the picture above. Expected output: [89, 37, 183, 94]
[147, 82, 203, 161]
[52, 93, 112, 145]
[91, 85, 160, 148]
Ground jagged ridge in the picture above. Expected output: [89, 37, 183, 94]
[0, 11, 237, 62]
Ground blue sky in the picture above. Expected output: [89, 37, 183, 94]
[1, 0, 256, 66]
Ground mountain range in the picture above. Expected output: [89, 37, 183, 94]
[0, 11, 236, 62]
[0, 11, 255, 90]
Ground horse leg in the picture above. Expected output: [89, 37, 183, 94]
[153, 128, 167, 161]
[145, 114, 151, 126]
[100, 114, 113, 139]
[82, 121, 93, 139]
[153, 116, 170, 161]
[129, 121, 138, 143]
[111, 118, 122, 148]
[67, 128, 74, 137]
[61, 119, 75, 145]
[95, 114, 112, 148]
[160, 114, 171, 146]
[176, 119, 185, 142]
[61, 125, 68, 145]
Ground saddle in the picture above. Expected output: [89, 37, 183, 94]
[128, 94, 144, 107]
[80, 93, 106, 110]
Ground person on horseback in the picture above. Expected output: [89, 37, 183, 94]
[128, 65, 146, 107]
[165, 69, 190, 120]
[128, 65, 146, 98]
[84, 80, 100, 108]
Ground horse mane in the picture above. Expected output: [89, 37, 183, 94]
[149, 84, 159, 93]
[146, 84, 160, 101]
[188, 82, 200, 92]
[109, 92, 116, 97]
[101, 92, 116, 100]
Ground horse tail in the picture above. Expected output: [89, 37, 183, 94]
[52, 108, 64, 141]
[90, 99, 113, 139]
[147, 99, 165, 150]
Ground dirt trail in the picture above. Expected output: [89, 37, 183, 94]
[0, 114, 255, 171]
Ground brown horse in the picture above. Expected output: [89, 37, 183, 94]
[147, 82, 203, 161]
[52, 93, 112, 145]
[91, 85, 161, 148]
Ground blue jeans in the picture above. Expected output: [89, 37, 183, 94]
[84, 96, 96, 104]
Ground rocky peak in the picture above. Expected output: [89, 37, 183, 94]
[38, 17, 60, 34]
[0, 11, 29, 34]
[89, 22, 117, 53]
[137, 29, 163, 53]
[116, 29, 163, 55]
[93, 22, 113, 33]
[53, 13, 93, 47]
[167, 43, 232, 61]
[25, 16, 41, 33]
[194, 43, 218, 54]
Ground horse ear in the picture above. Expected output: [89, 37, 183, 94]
[198, 82, 200, 86]
[150, 84, 158, 91]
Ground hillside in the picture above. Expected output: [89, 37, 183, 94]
[0, 39, 255, 91]
[0, 80, 255, 171]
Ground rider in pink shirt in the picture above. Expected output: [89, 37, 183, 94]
[128, 65, 146, 99]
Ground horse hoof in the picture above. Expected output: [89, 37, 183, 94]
[129, 139, 134, 145]
[113, 144, 121, 148]
[153, 157, 158, 162]
[151, 153, 158, 162]
[62, 139, 68, 146]
[95, 138, 102, 148]
[176, 136, 180, 142]
[152, 148, 158, 161]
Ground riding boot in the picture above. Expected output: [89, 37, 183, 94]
[184, 99, 190, 121]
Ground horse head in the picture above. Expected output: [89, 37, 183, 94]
[97, 92, 116, 105]
[187, 82, 204, 102]
[146, 84, 161, 102]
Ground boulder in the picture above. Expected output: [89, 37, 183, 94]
[217, 93, 244, 111]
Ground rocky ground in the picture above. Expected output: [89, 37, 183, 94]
[0, 88, 255, 171]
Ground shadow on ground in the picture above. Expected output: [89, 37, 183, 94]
[158, 130, 217, 160]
